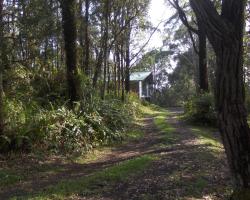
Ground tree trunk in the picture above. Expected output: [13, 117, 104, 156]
[121, 44, 125, 101]
[92, 49, 103, 88]
[113, 50, 117, 96]
[190, 0, 250, 195]
[78, 0, 84, 71]
[197, 18, 208, 92]
[101, 0, 110, 99]
[61, 0, 79, 105]
[125, 27, 131, 93]
[107, 57, 110, 94]
[84, 0, 90, 76]
[0, 0, 4, 135]
[216, 47, 250, 188]
[116, 47, 121, 97]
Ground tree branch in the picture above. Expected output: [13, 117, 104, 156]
[169, 0, 198, 34]
[168, 0, 199, 54]
[189, 0, 236, 49]
[129, 20, 163, 67]
[108, 8, 140, 51]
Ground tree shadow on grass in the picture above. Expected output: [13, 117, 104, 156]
[8, 141, 232, 200]
[1, 109, 233, 200]
[101, 142, 232, 200]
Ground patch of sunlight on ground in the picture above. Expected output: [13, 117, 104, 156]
[126, 129, 144, 140]
[73, 147, 112, 164]
[190, 127, 223, 152]
[153, 112, 178, 146]
[74, 109, 148, 164]
[139, 104, 164, 116]
[133, 117, 145, 125]
[12, 155, 157, 200]
[73, 129, 145, 164]
[186, 195, 225, 200]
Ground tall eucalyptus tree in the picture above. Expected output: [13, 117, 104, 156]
[0, 0, 4, 135]
[61, 0, 80, 104]
[190, 0, 250, 197]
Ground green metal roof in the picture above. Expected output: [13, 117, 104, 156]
[130, 71, 152, 81]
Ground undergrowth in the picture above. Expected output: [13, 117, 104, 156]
[0, 68, 142, 155]
[184, 93, 217, 126]
[1, 96, 141, 155]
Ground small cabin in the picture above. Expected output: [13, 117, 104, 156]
[130, 71, 154, 100]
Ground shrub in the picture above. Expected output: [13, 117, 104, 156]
[0, 64, 144, 155]
[184, 93, 217, 126]
[23, 104, 119, 154]
[1, 67, 142, 155]
[3, 94, 140, 155]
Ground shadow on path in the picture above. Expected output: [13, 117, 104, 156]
[0, 108, 232, 200]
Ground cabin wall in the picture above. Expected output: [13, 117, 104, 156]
[129, 80, 154, 99]
[129, 72, 154, 99]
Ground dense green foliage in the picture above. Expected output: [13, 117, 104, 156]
[184, 93, 216, 126]
[1, 96, 141, 154]
[0, 65, 142, 154]
[4, 98, 141, 155]
[0, 0, 150, 155]
[152, 48, 197, 107]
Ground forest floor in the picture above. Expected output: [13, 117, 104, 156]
[0, 106, 233, 200]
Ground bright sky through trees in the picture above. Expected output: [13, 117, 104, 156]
[148, 0, 173, 49]
[131, 0, 174, 67]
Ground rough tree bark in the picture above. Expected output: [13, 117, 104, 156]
[197, 18, 208, 92]
[78, 0, 84, 71]
[92, 48, 103, 88]
[61, 0, 80, 104]
[125, 25, 131, 94]
[190, 0, 250, 197]
[0, 0, 4, 135]
[116, 45, 121, 96]
[101, 0, 110, 99]
[120, 43, 125, 101]
[84, 0, 90, 76]
[113, 50, 117, 96]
